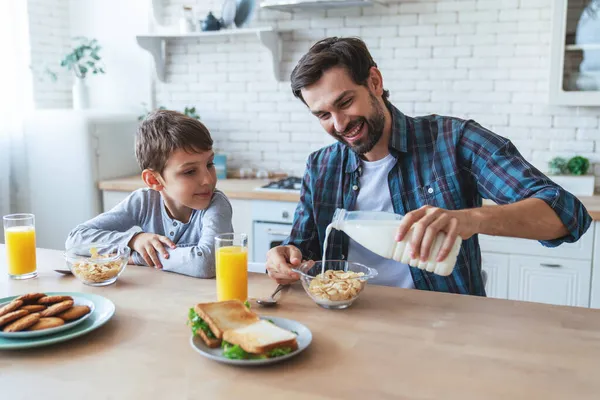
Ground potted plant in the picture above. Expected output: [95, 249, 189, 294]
[547, 155, 594, 196]
[59, 37, 106, 109]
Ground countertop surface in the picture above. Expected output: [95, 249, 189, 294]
[99, 175, 600, 220]
[3, 246, 600, 399]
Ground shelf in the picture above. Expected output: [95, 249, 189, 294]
[136, 27, 284, 82]
[566, 44, 600, 51]
[260, 0, 384, 12]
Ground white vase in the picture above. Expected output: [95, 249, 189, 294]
[72, 78, 90, 110]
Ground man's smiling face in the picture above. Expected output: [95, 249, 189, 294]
[301, 66, 386, 156]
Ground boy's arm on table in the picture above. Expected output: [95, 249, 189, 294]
[155, 191, 233, 279]
[65, 190, 145, 250]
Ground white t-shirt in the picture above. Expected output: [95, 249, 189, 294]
[347, 154, 415, 289]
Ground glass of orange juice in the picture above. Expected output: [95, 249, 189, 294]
[215, 233, 248, 302]
[3, 213, 37, 280]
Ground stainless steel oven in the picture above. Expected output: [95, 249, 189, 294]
[251, 200, 297, 263]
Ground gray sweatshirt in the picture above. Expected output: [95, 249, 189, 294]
[65, 188, 233, 278]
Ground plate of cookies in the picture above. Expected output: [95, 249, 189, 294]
[0, 291, 115, 349]
[0, 292, 95, 338]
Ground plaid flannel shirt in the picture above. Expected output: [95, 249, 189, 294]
[283, 103, 592, 296]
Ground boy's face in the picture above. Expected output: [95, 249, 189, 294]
[159, 148, 217, 212]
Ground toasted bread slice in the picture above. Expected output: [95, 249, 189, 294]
[194, 300, 259, 339]
[196, 327, 222, 348]
[223, 320, 298, 355]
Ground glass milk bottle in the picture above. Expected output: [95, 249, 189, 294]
[327, 208, 462, 276]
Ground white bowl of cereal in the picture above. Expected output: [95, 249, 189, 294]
[64, 243, 130, 286]
[292, 260, 378, 310]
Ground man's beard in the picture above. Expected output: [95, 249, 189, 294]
[334, 94, 385, 155]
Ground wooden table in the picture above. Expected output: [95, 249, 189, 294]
[2, 246, 600, 399]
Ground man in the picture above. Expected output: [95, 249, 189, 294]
[266, 37, 592, 295]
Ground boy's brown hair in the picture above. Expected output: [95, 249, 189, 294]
[290, 36, 389, 104]
[135, 109, 213, 173]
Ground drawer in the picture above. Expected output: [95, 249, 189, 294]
[252, 200, 297, 224]
[478, 229, 594, 261]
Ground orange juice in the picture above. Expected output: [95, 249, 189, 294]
[216, 245, 248, 301]
[5, 226, 37, 276]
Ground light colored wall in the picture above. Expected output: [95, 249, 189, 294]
[28, 0, 72, 108]
[156, 0, 600, 182]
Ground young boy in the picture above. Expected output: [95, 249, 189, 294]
[65, 110, 233, 278]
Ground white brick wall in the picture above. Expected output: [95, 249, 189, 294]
[27, 0, 71, 109]
[40, 0, 588, 185]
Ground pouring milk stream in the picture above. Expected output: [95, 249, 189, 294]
[322, 209, 462, 276]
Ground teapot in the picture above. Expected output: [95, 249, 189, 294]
[200, 12, 221, 32]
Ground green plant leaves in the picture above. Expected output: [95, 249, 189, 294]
[59, 36, 106, 79]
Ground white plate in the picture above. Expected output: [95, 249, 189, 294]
[190, 316, 312, 366]
[0, 295, 95, 339]
[221, 0, 237, 28]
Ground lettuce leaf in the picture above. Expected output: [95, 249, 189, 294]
[221, 340, 293, 360]
[266, 347, 293, 357]
[222, 340, 253, 359]
[188, 308, 216, 339]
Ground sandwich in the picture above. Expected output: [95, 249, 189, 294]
[188, 300, 298, 359]
[221, 319, 298, 360]
[188, 299, 259, 348]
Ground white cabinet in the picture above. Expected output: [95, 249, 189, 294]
[481, 252, 509, 300]
[590, 223, 600, 308]
[102, 191, 130, 212]
[480, 224, 595, 307]
[508, 255, 592, 307]
[230, 199, 254, 261]
[550, 0, 600, 105]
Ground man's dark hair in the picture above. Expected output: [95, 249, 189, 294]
[290, 37, 390, 103]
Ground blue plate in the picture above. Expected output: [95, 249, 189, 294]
[0, 292, 115, 350]
[235, 0, 256, 27]
[0, 295, 95, 339]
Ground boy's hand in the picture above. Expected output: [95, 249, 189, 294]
[128, 233, 176, 269]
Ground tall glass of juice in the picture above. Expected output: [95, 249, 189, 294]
[215, 233, 248, 301]
[3, 213, 37, 279]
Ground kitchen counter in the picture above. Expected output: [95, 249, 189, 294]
[3, 245, 600, 399]
[99, 175, 600, 220]
[98, 176, 300, 202]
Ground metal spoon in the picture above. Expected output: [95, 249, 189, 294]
[256, 284, 286, 307]
[54, 269, 72, 275]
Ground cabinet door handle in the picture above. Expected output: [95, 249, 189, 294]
[540, 263, 562, 268]
[266, 229, 291, 236]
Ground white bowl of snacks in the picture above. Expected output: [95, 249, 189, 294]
[64, 243, 130, 286]
[293, 260, 378, 309]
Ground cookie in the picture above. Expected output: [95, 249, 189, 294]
[40, 300, 74, 317]
[0, 300, 23, 317]
[57, 305, 91, 321]
[20, 305, 47, 312]
[15, 293, 46, 303]
[0, 310, 29, 327]
[37, 295, 73, 305]
[3, 313, 41, 332]
[27, 317, 65, 331]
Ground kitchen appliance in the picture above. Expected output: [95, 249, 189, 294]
[23, 110, 140, 250]
[251, 177, 302, 262]
[254, 176, 302, 193]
